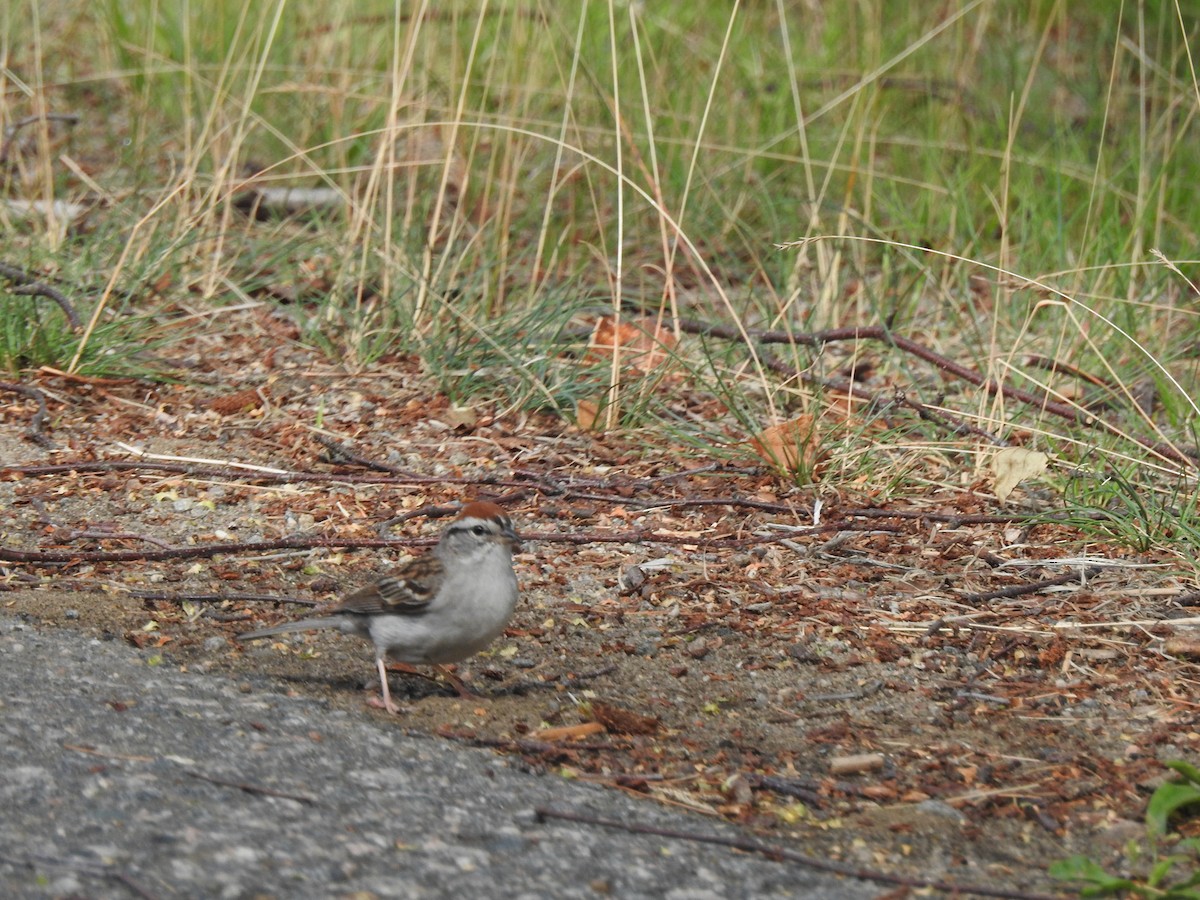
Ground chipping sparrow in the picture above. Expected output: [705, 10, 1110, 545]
[237, 501, 520, 714]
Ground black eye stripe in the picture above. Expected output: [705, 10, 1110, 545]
[450, 519, 496, 533]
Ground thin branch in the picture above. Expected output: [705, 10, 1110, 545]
[892, 388, 1009, 446]
[0, 261, 82, 329]
[960, 565, 1105, 603]
[126, 590, 320, 606]
[311, 433, 421, 474]
[0, 533, 427, 564]
[0, 381, 55, 447]
[181, 770, 317, 805]
[0, 111, 80, 163]
[2, 458, 527, 486]
[676, 317, 1199, 468]
[0, 521, 907, 565]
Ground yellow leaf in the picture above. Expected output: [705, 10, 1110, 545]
[990, 447, 1049, 502]
[774, 802, 810, 824]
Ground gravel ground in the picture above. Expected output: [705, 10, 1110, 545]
[0, 612, 876, 900]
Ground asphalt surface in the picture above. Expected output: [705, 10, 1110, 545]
[0, 612, 877, 899]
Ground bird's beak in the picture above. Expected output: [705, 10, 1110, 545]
[504, 523, 523, 551]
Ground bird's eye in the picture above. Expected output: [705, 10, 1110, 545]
[471, 525, 487, 536]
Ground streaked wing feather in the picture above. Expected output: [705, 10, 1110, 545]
[331, 570, 440, 616]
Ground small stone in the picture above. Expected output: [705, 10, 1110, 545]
[916, 799, 968, 823]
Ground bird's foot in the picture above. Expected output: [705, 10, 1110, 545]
[366, 694, 407, 715]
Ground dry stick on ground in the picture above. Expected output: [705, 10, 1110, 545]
[4, 459, 1056, 527]
[0, 521, 907, 565]
[0, 458, 1070, 528]
[533, 807, 1062, 900]
[677, 317, 1199, 468]
[126, 590, 320, 607]
[0, 381, 55, 447]
[0, 112, 80, 163]
[58, 529, 176, 550]
[311, 433, 422, 475]
[0, 534, 429, 564]
[181, 770, 318, 805]
[2, 459, 541, 490]
[891, 387, 1009, 445]
[0, 261, 82, 329]
[960, 565, 1106, 603]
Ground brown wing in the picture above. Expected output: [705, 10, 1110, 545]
[326, 556, 443, 617]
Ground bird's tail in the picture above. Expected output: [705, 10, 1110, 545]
[236, 617, 340, 641]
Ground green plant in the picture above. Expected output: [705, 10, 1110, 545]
[1051, 761, 1200, 898]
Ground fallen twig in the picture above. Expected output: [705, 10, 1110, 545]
[435, 728, 622, 756]
[961, 565, 1105, 603]
[0, 380, 55, 447]
[182, 770, 318, 805]
[125, 590, 320, 607]
[2, 458, 530, 487]
[0, 534, 426, 564]
[676, 317, 1198, 468]
[0, 112, 80, 163]
[59, 529, 176, 550]
[893, 388, 1009, 445]
[0, 261, 82, 329]
[312, 433, 420, 474]
[0, 521, 907, 565]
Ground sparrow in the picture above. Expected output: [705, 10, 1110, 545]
[237, 501, 520, 714]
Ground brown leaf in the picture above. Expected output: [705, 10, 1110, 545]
[532, 722, 606, 742]
[209, 388, 265, 416]
[590, 701, 660, 735]
[749, 414, 819, 476]
[575, 398, 602, 431]
[585, 316, 677, 374]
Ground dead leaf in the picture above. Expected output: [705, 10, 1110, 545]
[589, 701, 660, 735]
[586, 316, 677, 374]
[749, 414, 819, 477]
[208, 388, 265, 416]
[575, 398, 602, 431]
[990, 447, 1049, 502]
[444, 404, 478, 429]
[532, 722, 606, 742]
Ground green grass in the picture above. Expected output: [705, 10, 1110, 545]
[2, 1, 1200, 559]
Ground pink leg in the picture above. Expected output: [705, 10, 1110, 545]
[367, 657, 403, 714]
